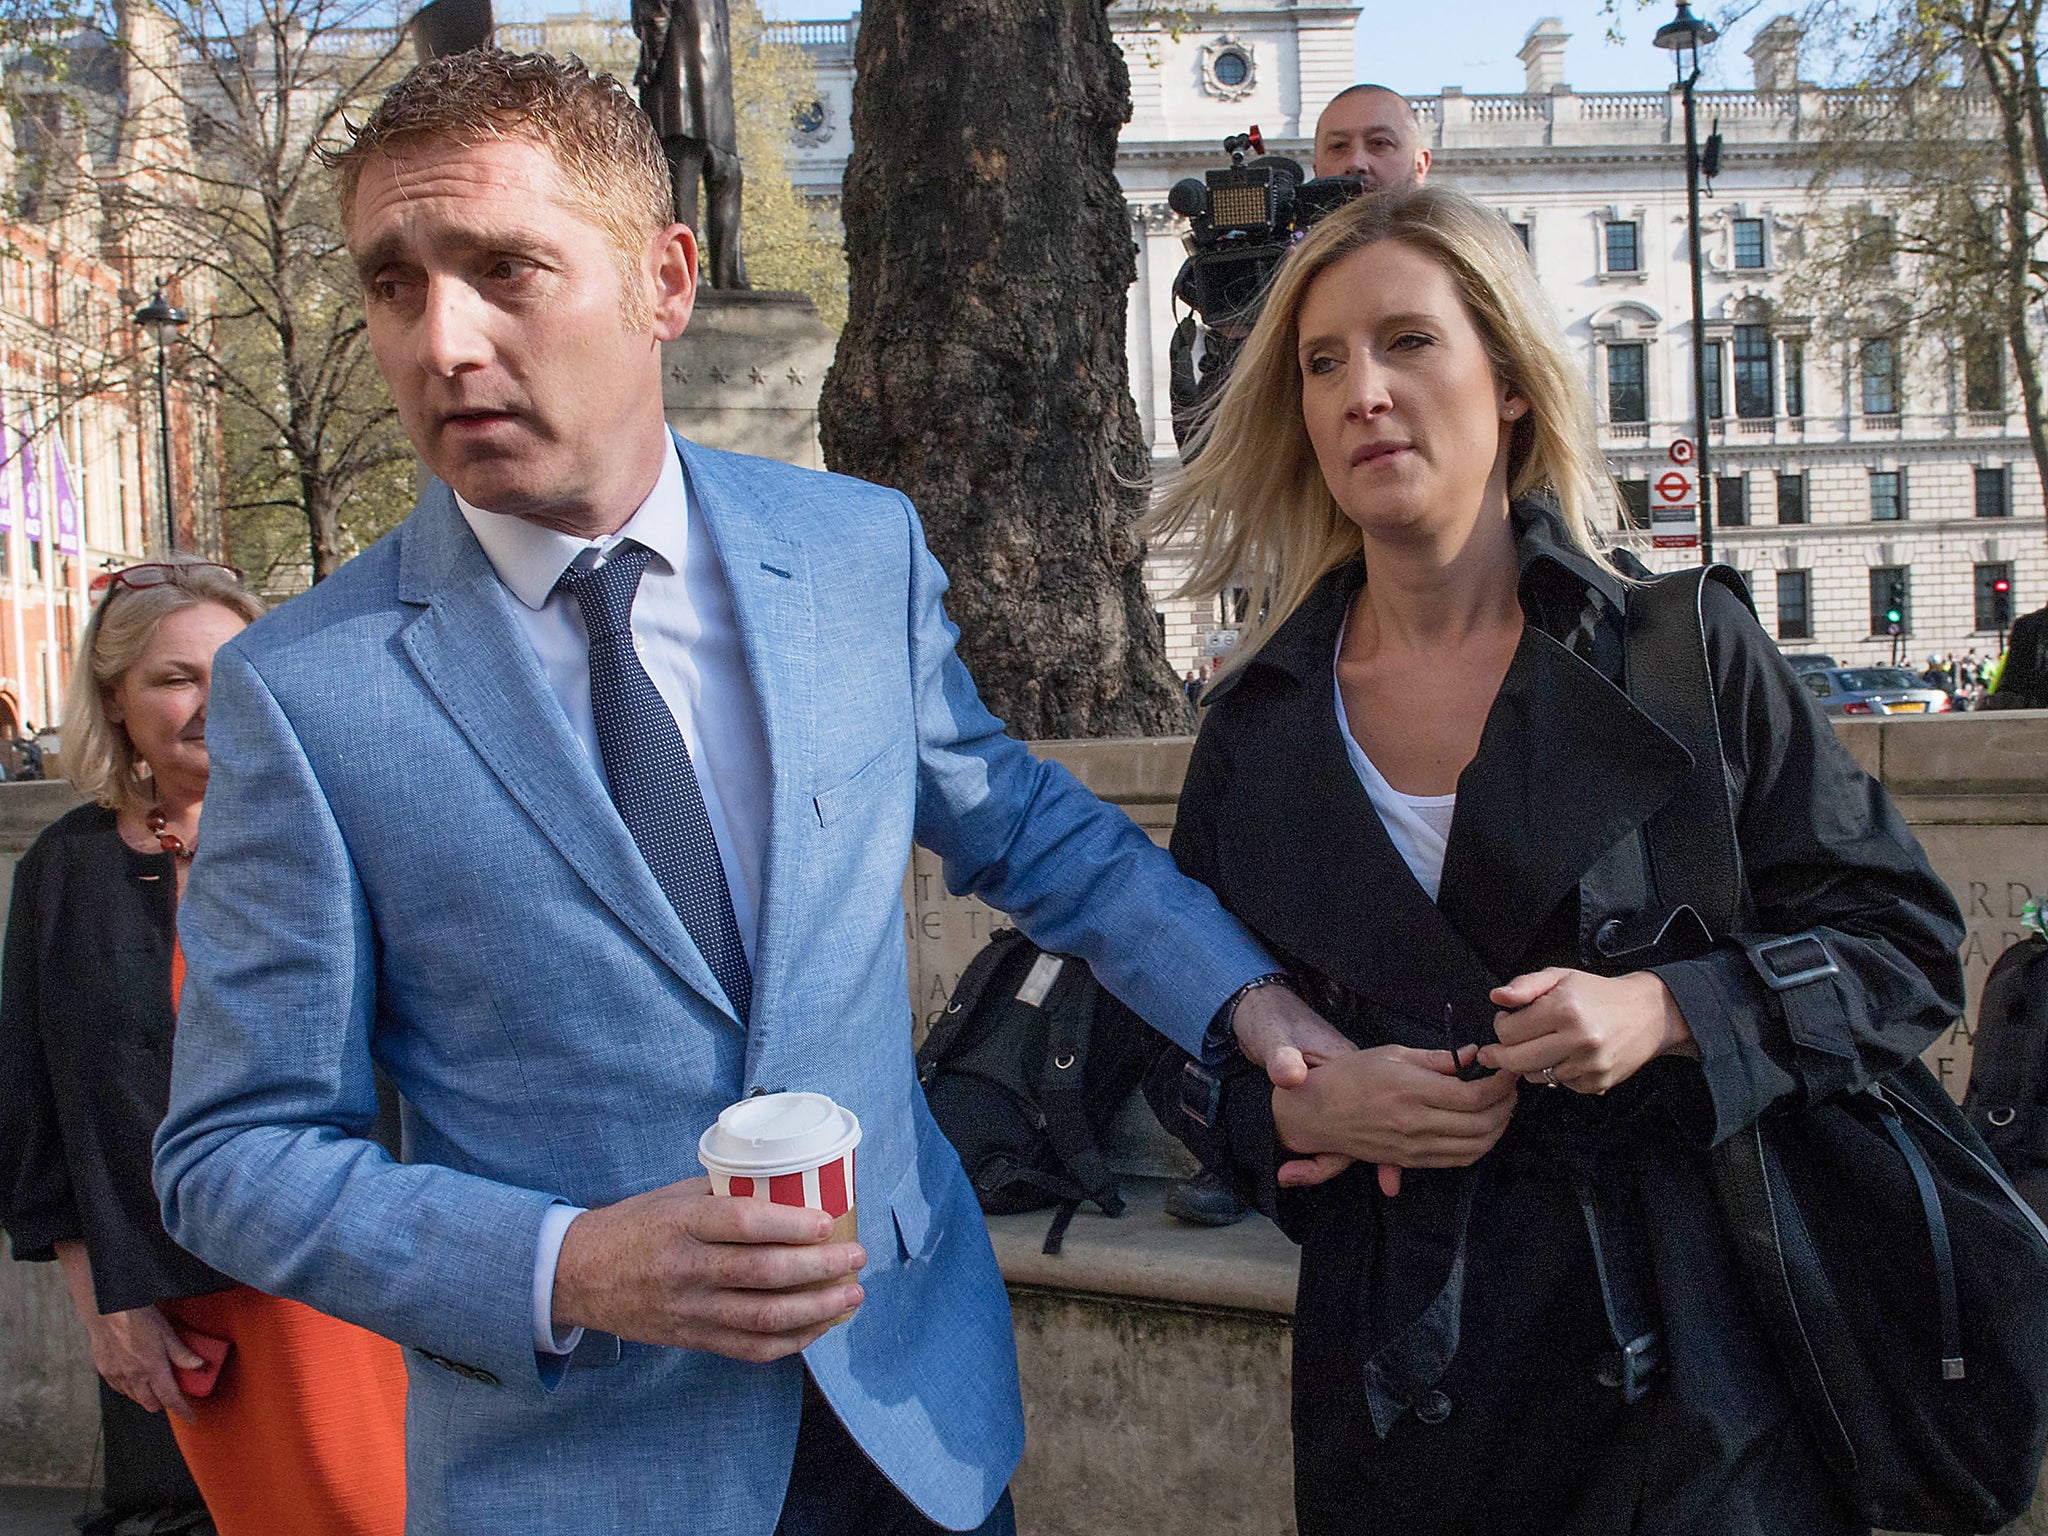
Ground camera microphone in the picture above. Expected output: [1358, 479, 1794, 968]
[1168, 178, 1210, 220]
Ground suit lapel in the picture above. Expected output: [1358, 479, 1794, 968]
[394, 484, 740, 1024]
[674, 438, 815, 1067]
[1438, 624, 1692, 978]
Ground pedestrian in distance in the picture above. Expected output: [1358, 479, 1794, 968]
[152, 49, 1346, 1536]
[1147, 183, 1967, 1536]
[0, 555, 410, 1536]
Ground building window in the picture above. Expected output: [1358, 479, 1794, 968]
[1870, 469, 1905, 521]
[1511, 222, 1532, 253]
[1861, 337, 1900, 416]
[1212, 46, 1250, 87]
[1219, 587, 1250, 625]
[1976, 562, 2016, 632]
[1776, 472, 1807, 524]
[1965, 336, 2005, 413]
[1605, 220, 1639, 273]
[1702, 341, 1725, 419]
[1734, 218, 1767, 269]
[1776, 570, 1812, 640]
[1617, 478, 1650, 530]
[1850, 214, 1897, 277]
[1782, 338, 1805, 418]
[28, 540, 41, 580]
[1870, 566, 1910, 637]
[1716, 475, 1747, 527]
[1607, 343, 1647, 423]
[1975, 465, 2010, 518]
[1733, 325, 1773, 418]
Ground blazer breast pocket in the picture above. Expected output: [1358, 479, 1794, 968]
[812, 742, 913, 828]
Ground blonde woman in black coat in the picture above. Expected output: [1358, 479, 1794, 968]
[1148, 185, 1966, 1536]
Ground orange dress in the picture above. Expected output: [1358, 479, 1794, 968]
[160, 942, 410, 1536]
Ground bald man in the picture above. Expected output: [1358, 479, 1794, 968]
[1312, 83, 1431, 188]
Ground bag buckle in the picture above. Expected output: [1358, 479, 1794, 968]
[1596, 1331, 1665, 1402]
[1179, 1060, 1223, 1130]
[1747, 932, 1840, 992]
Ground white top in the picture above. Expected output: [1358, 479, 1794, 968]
[1333, 641, 1456, 902]
[455, 435, 773, 1358]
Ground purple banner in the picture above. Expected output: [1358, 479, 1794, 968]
[52, 438, 79, 557]
[0, 400, 15, 536]
[21, 439, 43, 545]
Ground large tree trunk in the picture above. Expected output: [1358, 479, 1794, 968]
[818, 0, 1190, 739]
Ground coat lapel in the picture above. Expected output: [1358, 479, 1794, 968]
[1438, 622, 1692, 980]
[1217, 565, 1507, 1050]
[673, 437, 815, 1069]
[394, 483, 740, 1025]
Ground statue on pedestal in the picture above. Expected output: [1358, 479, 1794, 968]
[633, 0, 749, 289]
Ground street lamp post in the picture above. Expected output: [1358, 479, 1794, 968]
[132, 284, 186, 553]
[1656, 2, 1719, 567]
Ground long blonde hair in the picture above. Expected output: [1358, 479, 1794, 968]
[1147, 182, 1623, 678]
[64, 556, 264, 813]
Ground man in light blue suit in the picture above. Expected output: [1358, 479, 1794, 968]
[154, 50, 1344, 1536]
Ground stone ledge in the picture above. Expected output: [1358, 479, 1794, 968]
[988, 1177, 1301, 1317]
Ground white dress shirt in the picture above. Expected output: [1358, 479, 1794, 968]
[455, 437, 773, 1354]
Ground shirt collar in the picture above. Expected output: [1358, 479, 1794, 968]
[455, 435, 690, 611]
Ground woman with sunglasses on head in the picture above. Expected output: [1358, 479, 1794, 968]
[0, 555, 409, 1536]
[1149, 186, 1966, 1535]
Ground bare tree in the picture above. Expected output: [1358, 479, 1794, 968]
[86, 0, 418, 587]
[1791, 0, 2048, 546]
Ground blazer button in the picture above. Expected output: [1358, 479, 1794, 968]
[1594, 917, 1625, 954]
[468, 1366, 500, 1387]
[1415, 1390, 1453, 1425]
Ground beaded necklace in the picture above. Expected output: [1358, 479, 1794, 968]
[147, 809, 195, 860]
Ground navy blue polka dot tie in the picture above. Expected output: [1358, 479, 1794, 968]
[557, 542, 752, 1022]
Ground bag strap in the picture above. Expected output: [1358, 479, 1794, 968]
[1623, 564, 1752, 933]
[1037, 962, 1125, 1220]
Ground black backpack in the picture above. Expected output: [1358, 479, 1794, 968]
[1963, 933, 2048, 1220]
[916, 927, 1165, 1253]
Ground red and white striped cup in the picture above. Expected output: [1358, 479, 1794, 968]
[698, 1092, 861, 1248]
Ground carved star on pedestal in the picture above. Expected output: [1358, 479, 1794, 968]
[710, 364, 731, 384]
[787, 367, 805, 386]
[749, 366, 768, 385]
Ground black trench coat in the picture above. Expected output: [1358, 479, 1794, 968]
[1174, 505, 1967, 1536]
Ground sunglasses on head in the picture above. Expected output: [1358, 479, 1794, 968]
[88, 561, 244, 602]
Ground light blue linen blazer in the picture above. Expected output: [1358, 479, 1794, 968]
[154, 435, 1273, 1535]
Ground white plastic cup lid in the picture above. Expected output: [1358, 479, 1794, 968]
[698, 1091, 861, 1178]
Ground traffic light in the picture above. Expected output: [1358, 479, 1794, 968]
[1993, 576, 2013, 627]
[1886, 579, 1906, 634]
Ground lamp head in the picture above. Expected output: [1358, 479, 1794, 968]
[1654, 2, 1719, 79]
[133, 285, 186, 344]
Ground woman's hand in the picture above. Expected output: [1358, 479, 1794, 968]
[1272, 1044, 1519, 1197]
[1477, 968, 1698, 1095]
[80, 1304, 203, 1421]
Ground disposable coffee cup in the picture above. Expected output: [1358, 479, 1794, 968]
[698, 1092, 861, 1249]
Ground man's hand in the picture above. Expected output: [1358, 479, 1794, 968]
[1477, 968, 1697, 1095]
[1230, 983, 1358, 1089]
[82, 1304, 203, 1421]
[552, 1177, 866, 1363]
[1272, 1044, 1518, 1198]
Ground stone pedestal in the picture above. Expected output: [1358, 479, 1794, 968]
[661, 291, 836, 469]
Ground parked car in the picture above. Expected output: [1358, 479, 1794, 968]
[1781, 652, 1840, 674]
[1800, 666, 1953, 717]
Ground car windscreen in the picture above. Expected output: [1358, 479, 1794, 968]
[1836, 669, 1927, 692]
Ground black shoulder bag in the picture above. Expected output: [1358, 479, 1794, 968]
[1628, 565, 2048, 1534]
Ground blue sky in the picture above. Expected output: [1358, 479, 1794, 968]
[751, 2, 1801, 95]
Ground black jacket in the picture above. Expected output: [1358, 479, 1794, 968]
[1173, 504, 1966, 1536]
[0, 804, 230, 1314]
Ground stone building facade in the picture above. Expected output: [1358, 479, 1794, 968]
[0, 16, 188, 738]
[779, 5, 2048, 676]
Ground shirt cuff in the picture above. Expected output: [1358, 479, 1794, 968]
[532, 1203, 586, 1356]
